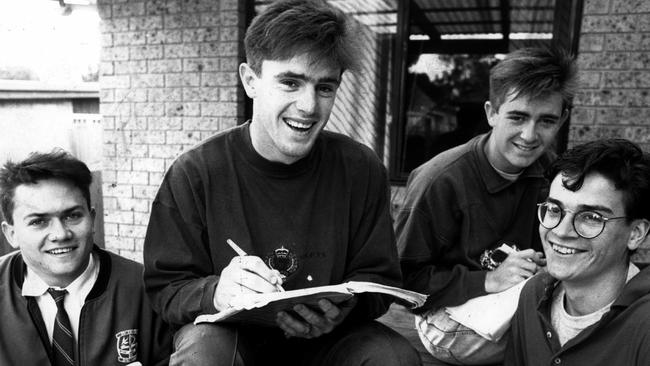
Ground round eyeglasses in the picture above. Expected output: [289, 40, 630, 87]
[537, 202, 627, 239]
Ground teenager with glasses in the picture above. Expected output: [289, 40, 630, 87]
[505, 138, 650, 366]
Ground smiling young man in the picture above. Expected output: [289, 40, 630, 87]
[143, 1, 420, 365]
[505, 139, 650, 366]
[0, 150, 171, 366]
[395, 47, 577, 363]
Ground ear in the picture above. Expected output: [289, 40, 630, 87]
[90, 207, 96, 233]
[239, 62, 258, 99]
[1, 221, 19, 249]
[627, 219, 650, 251]
[484, 101, 497, 128]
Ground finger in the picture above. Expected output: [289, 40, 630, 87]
[316, 299, 341, 321]
[232, 256, 283, 291]
[276, 311, 312, 338]
[293, 304, 327, 336]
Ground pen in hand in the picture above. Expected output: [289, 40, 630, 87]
[226, 238, 285, 292]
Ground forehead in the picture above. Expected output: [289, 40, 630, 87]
[549, 172, 625, 212]
[12, 179, 87, 216]
[500, 90, 564, 114]
[259, 53, 342, 80]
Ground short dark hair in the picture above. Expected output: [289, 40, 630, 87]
[0, 150, 92, 224]
[244, 0, 360, 75]
[546, 139, 650, 222]
[489, 47, 578, 111]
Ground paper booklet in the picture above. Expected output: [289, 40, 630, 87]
[195, 281, 428, 327]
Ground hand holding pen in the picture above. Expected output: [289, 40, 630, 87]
[213, 238, 286, 311]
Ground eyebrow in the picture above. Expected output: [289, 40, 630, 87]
[23, 205, 85, 219]
[547, 197, 615, 215]
[274, 71, 340, 85]
[506, 110, 561, 120]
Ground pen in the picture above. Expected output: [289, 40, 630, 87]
[226, 238, 285, 292]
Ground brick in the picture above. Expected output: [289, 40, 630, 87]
[106, 235, 134, 250]
[100, 61, 115, 76]
[149, 143, 185, 158]
[102, 46, 129, 61]
[97, 4, 112, 18]
[114, 60, 148, 74]
[117, 142, 149, 157]
[167, 102, 200, 117]
[182, 87, 220, 102]
[570, 107, 596, 125]
[201, 102, 238, 116]
[101, 102, 132, 116]
[117, 171, 149, 185]
[577, 52, 631, 70]
[133, 211, 152, 225]
[200, 13, 220, 27]
[220, 11, 239, 26]
[130, 15, 163, 31]
[146, 30, 183, 45]
[114, 31, 146, 46]
[220, 87, 241, 102]
[183, 28, 220, 42]
[201, 42, 238, 57]
[118, 115, 148, 129]
[148, 87, 183, 102]
[183, 0, 219, 13]
[101, 89, 115, 103]
[220, 0, 239, 11]
[220, 27, 240, 42]
[102, 116, 116, 130]
[183, 117, 218, 130]
[148, 117, 182, 130]
[605, 33, 643, 51]
[629, 52, 650, 69]
[166, 131, 203, 145]
[220, 57, 239, 72]
[575, 89, 650, 107]
[134, 101, 166, 116]
[131, 74, 165, 88]
[149, 172, 165, 186]
[583, 0, 610, 14]
[101, 18, 129, 33]
[164, 43, 201, 58]
[115, 89, 147, 103]
[101, 33, 114, 48]
[164, 14, 201, 29]
[612, 0, 650, 13]
[118, 224, 148, 238]
[594, 107, 650, 125]
[165, 73, 200, 87]
[130, 130, 166, 144]
[104, 223, 118, 237]
[117, 197, 151, 212]
[603, 71, 650, 88]
[146, 0, 182, 15]
[104, 209, 134, 224]
[132, 157, 166, 172]
[184, 58, 220, 72]
[130, 45, 164, 60]
[104, 143, 117, 158]
[582, 14, 650, 33]
[202, 72, 238, 86]
[579, 34, 605, 52]
[133, 185, 161, 200]
[579, 70, 601, 88]
[148, 59, 183, 73]
[104, 157, 132, 170]
[113, 2, 145, 17]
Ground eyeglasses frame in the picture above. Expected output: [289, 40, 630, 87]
[536, 202, 627, 239]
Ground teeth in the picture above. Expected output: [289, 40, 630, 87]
[285, 119, 313, 130]
[552, 244, 577, 255]
[48, 248, 73, 255]
[515, 144, 537, 151]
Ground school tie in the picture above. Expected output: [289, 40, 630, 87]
[47, 288, 76, 366]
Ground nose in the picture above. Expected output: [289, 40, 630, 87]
[519, 120, 537, 142]
[48, 219, 72, 242]
[295, 87, 317, 115]
[551, 211, 579, 238]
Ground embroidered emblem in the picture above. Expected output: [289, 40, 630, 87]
[266, 245, 298, 277]
[115, 329, 138, 363]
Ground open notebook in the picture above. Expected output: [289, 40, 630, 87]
[195, 281, 428, 327]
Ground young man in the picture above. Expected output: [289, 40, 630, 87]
[143, 1, 420, 365]
[395, 47, 577, 363]
[505, 139, 650, 365]
[0, 151, 171, 366]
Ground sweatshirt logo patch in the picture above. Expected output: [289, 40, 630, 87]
[115, 329, 138, 363]
[266, 245, 298, 277]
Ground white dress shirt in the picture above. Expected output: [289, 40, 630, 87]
[22, 253, 100, 343]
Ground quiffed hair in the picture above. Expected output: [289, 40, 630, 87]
[489, 47, 578, 111]
[0, 150, 92, 224]
[546, 139, 650, 222]
[244, 0, 360, 75]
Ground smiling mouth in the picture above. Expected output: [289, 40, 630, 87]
[551, 243, 585, 255]
[284, 118, 316, 133]
[513, 142, 539, 152]
[46, 247, 76, 255]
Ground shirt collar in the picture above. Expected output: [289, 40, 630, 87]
[22, 253, 99, 307]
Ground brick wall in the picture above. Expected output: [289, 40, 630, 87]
[97, 0, 246, 262]
[570, 0, 650, 153]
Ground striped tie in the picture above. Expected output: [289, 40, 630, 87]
[47, 288, 75, 366]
